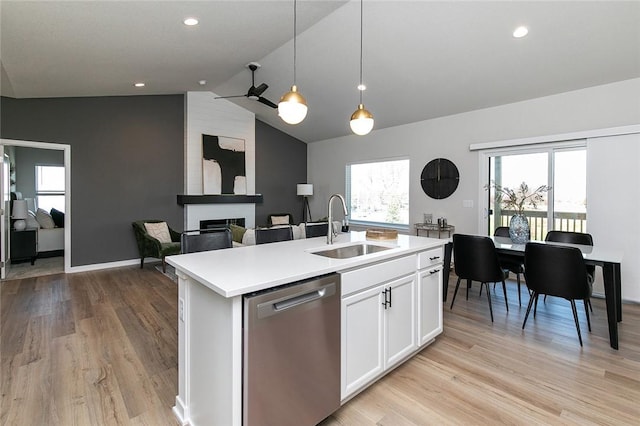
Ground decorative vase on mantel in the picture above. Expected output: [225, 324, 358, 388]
[509, 214, 530, 244]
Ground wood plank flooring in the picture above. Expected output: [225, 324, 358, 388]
[1, 267, 178, 426]
[2, 266, 639, 425]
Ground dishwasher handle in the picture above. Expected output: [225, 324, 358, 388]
[256, 282, 336, 319]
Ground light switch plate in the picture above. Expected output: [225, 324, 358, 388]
[463, 200, 474, 208]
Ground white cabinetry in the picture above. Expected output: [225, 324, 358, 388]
[340, 255, 417, 400]
[417, 247, 444, 346]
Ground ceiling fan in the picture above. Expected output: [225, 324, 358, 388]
[215, 62, 277, 108]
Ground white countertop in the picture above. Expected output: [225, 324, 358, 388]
[166, 231, 444, 298]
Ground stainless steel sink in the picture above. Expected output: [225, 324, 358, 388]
[311, 243, 393, 259]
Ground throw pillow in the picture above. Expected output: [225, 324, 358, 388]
[35, 208, 56, 229]
[50, 208, 65, 228]
[144, 222, 172, 243]
[229, 224, 246, 243]
[241, 228, 256, 246]
[271, 215, 290, 225]
[26, 211, 40, 229]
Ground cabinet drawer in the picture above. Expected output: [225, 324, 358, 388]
[341, 256, 416, 297]
[417, 247, 443, 270]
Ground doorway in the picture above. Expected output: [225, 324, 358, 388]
[480, 141, 587, 240]
[0, 139, 71, 280]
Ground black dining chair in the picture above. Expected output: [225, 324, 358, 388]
[450, 234, 509, 322]
[181, 228, 233, 254]
[545, 231, 595, 312]
[304, 222, 329, 238]
[255, 226, 294, 245]
[494, 226, 527, 306]
[522, 242, 592, 346]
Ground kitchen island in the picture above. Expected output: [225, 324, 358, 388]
[167, 231, 445, 426]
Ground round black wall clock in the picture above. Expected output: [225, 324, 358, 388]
[420, 158, 460, 199]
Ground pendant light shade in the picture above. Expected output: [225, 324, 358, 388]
[279, 0, 307, 125]
[351, 0, 373, 136]
[350, 104, 374, 135]
[278, 85, 308, 124]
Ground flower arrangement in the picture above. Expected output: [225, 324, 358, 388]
[486, 181, 550, 216]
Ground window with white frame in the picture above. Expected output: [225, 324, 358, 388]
[346, 158, 410, 227]
[483, 142, 587, 240]
[36, 165, 65, 213]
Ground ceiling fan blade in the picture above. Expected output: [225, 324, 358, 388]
[214, 94, 247, 99]
[258, 97, 277, 109]
[253, 83, 268, 97]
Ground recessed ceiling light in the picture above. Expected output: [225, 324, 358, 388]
[198, 80, 207, 86]
[513, 26, 529, 38]
[357, 84, 366, 91]
[184, 17, 199, 26]
[134, 82, 145, 87]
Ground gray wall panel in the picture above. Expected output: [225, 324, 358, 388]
[1, 95, 184, 266]
[255, 120, 307, 227]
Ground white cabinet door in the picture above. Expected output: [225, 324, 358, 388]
[341, 284, 385, 400]
[418, 266, 443, 346]
[384, 274, 417, 369]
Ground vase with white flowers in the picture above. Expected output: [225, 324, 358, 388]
[486, 181, 550, 243]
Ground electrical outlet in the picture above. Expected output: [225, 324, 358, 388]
[179, 298, 185, 322]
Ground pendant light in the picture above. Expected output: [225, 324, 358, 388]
[350, 0, 374, 136]
[278, 0, 308, 125]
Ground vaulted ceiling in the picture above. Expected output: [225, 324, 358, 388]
[2, 1, 639, 143]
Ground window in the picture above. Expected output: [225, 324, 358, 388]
[346, 159, 409, 227]
[484, 142, 586, 240]
[36, 165, 65, 212]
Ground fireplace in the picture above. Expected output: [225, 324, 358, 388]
[200, 218, 245, 230]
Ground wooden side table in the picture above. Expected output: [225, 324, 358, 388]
[414, 223, 455, 239]
[10, 228, 38, 265]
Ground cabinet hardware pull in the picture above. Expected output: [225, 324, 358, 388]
[381, 289, 389, 309]
[429, 256, 440, 260]
[429, 269, 440, 274]
[387, 287, 392, 308]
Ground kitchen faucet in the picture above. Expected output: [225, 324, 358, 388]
[327, 193, 348, 244]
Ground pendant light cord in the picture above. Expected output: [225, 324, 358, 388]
[359, 0, 363, 104]
[293, 0, 298, 85]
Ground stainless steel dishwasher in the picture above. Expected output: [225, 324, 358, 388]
[243, 273, 341, 426]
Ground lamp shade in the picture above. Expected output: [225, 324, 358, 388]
[278, 85, 308, 125]
[11, 199, 28, 219]
[297, 183, 313, 196]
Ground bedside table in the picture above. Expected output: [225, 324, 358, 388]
[11, 228, 38, 265]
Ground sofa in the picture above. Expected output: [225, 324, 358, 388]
[231, 221, 340, 246]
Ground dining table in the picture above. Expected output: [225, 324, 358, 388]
[442, 236, 624, 349]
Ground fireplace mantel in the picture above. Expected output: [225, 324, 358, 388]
[177, 194, 263, 206]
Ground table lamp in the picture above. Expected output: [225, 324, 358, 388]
[297, 183, 313, 223]
[12, 200, 28, 231]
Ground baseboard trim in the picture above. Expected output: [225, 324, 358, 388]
[67, 258, 158, 274]
[173, 397, 189, 426]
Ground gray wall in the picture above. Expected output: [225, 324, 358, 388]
[255, 119, 307, 226]
[14, 146, 65, 200]
[1, 97, 309, 267]
[1, 95, 184, 267]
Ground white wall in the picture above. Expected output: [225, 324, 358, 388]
[308, 78, 640, 302]
[185, 92, 256, 229]
[308, 78, 640, 236]
[587, 133, 640, 302]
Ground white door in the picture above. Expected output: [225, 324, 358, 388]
[418, 267, 443, 346]
[384, 274, 417, 369]
[341, 284, 384, 400]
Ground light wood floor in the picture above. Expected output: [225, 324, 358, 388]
[2, 267, 639, 425]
